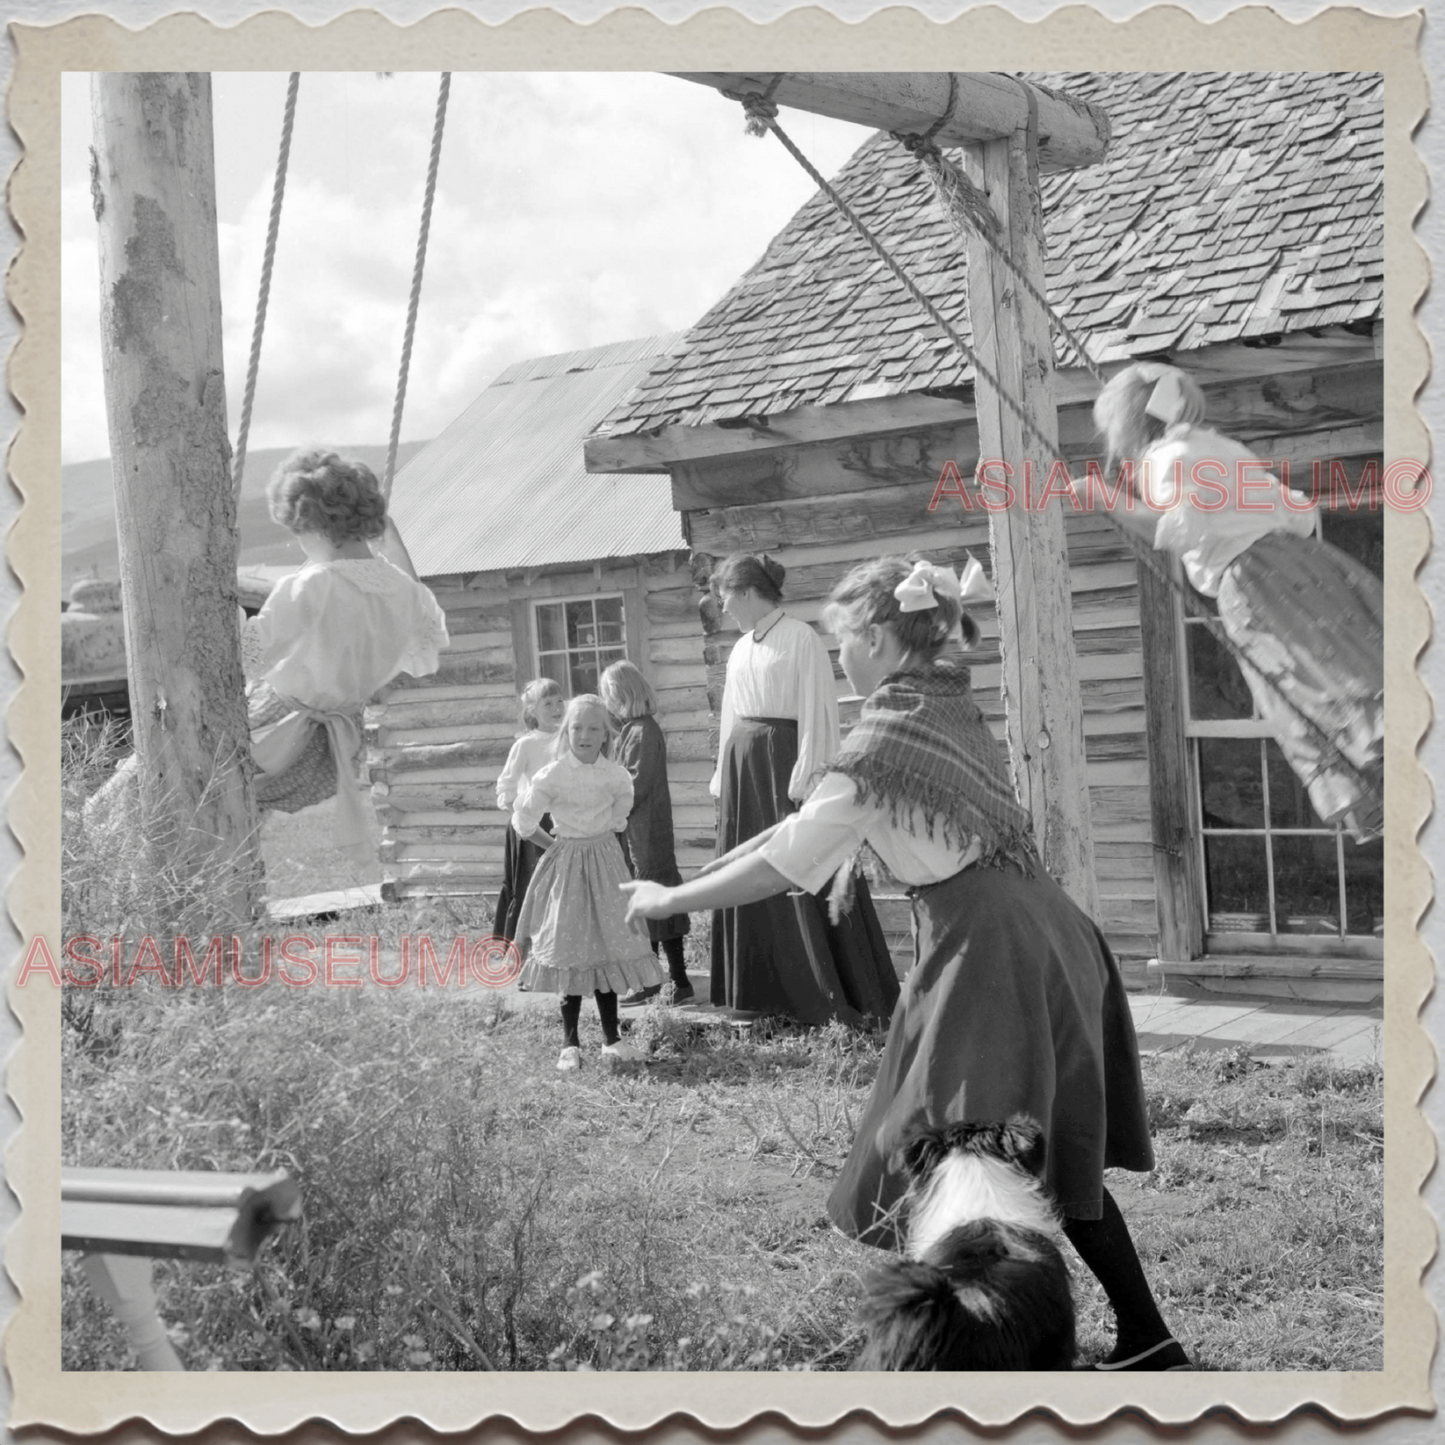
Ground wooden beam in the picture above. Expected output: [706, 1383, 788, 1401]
[672, 73, 1110, 172]
[962, 130, 1098, 917]
[584, 337, 1381, 474]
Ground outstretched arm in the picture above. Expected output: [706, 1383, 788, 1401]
[622, 853, 790, 929]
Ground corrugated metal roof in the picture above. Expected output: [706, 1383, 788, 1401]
[390, 334, 686, 577]
[595, 72, 1383, 439]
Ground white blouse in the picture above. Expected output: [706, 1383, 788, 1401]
[711, 609, 840, 803]
[1144, 424, 1316, 597]
[496, 730, 559, 811]
[513, 751, 635, 840]
[241, 558, 449, 710]
[759, 773, 982, 894]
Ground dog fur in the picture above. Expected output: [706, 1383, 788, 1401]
[852, 1116, 1076, 1371]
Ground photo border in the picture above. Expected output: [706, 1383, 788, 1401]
[6, 3, 1433, 1433]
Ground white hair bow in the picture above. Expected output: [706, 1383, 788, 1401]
[1144, 368, 1190, 424]
[894, 555, 993, 613]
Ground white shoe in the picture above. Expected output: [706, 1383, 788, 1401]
[600, 1040, 647, 1065]
[556, 1046, 582, 1073]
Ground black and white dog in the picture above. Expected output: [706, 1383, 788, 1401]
[852, 1115, 1076, 1371]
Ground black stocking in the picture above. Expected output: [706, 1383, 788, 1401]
[560, 995, 582, 1049]
[659, 936, 689, 986]
[595, 990, 620, 1045]
[1061, 1188, 1170, 1359]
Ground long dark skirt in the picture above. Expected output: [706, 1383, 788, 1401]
[1218, 531, 1384, 838]
[494, 814, 552, 942]
[828, 863, 1153, 1249]
[711, 717, 898, 1026]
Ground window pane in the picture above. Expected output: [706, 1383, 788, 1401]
[1266, 740, 1322, 828]
[1203, 834, 1269, 931]
[1186, 619, 1256, 721]
[595, 596, 624, 643]
[566, 600, 596, 648]
[539, 653, 569, 692]
[536, 603, 565, 654]
[1272, 835, 1342, 936]
[1198, 737, 1265, 829]
[570, 655, 599, 696]
[1343, 837, 1384, 937]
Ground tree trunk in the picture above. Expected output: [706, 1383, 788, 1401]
[962, 129, 1099, 918]
[91, 73, 260, 926]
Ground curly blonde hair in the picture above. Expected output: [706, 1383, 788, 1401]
[267, 448, 388, 546]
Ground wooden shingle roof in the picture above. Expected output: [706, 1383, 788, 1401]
[595, 72, 1382, 440]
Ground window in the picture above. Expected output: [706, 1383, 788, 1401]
[1183, 461, 1383, 951]
[534, 595, 627, 697]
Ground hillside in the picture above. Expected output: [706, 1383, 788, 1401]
[61, 441, 430, 594]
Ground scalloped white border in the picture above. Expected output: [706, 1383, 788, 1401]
[4, 4, 1433, 1434]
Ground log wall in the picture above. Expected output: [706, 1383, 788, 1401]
[369, 551, 711, 904]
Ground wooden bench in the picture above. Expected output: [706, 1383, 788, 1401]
[63, 1167, 300, 1369]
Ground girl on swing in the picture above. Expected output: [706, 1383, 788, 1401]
[87, 449, 448, 869]
[242, 448, 449, 861]
[624, 555, 1188, 1371]
[1083, 362, 1384, 840]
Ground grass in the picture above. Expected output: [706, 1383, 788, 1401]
[60, 729, 1384, 1373]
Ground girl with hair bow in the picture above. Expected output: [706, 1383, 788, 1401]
[1087, 362, 1384, 840]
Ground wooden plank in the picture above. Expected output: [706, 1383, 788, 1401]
[61, 1200, 237, 1265]
[1156, 955, 1383, 981]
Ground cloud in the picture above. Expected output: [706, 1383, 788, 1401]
[61, 71, 866, 464]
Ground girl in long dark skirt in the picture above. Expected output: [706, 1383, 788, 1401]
[599, 661, 693, 1006]
[708, 552, 898, 1027]
[625, 555, 1188, 1372]
[494, 677, 565, 940]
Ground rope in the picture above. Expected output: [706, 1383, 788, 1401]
[233, 72, 300, 502]
[384, 71, 450, 499]
[726, 86, 1380, 819]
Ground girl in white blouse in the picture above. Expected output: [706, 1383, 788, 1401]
[241, 450, 449, 863]
[86, 450, 448, 870]
[1086, 362, 1383, 839]
[513, 695, 661, 1071]
[626, 555, 1188, 1372]
[493, 677, 566, 940]
[706, 552, 897, 1027]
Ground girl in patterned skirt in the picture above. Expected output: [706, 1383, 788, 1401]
[512, 694, 663, 1072]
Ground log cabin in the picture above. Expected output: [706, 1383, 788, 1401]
[584, 71, 1385, 1002]
[374, 335, 717, 903]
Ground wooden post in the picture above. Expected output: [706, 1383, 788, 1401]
[92, 73, 260, 923]
[961, 129, 1099, 917]
[1137, 562, 1204, 960]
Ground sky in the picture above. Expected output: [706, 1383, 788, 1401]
[60, 72, 864, 465]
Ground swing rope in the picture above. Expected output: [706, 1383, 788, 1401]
[233, 71, 300, 502]
[384, 71, 451, 500]
[724, 81, 1380, 823]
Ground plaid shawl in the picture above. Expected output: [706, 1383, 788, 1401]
[825, 661, 1038, 875]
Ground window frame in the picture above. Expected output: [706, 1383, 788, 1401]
[529, 590, 630, 700]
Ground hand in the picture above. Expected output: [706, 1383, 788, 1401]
[620, 880, 673, 931]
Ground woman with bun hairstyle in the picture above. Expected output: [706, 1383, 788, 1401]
[624, 554, 1186, 1372]
[87, 449, 448, 867]
[705, 551, 897, 1027]
[241, 449, 449, 860]
[1087, 362, 1383, 840]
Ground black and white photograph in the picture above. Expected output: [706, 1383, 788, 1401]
[10, 4, 1433, 1434]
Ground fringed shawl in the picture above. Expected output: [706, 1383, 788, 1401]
[825, 660, 1039, 875]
